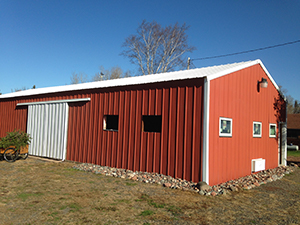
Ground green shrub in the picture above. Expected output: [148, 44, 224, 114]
[0, 130, 31, 150]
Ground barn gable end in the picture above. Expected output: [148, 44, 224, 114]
[207, 63, 286, 185]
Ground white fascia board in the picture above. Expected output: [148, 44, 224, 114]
[0, 69, 205, 99]
[16, 98, 91, 106]
[202, 77, 210, 184]
[1, 59, 279, 101]
[207, 59, 261, 81]
[208, 59, 280, 92]
[0, 60, 256, 100]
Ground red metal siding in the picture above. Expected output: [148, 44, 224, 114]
[0, 100, 27, 136]
[209, 64, 285, 185]
[0, 79, 204, 183]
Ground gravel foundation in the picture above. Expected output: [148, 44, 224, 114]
[72, 163, 298, 196]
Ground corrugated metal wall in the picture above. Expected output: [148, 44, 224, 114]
[208, 65, 286, 185]
[67, 79, 204, 182]
[0, 78, 204, 183]
[0, 100, 28, 136]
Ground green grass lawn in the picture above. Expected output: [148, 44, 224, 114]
[287, 150, 300, 157]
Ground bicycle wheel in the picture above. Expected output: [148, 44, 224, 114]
[4, 148, 17, 162]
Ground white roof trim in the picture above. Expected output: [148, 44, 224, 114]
[17, 98, 91, 106]
[206, 59, 278, 89]
[0, 59, 279, 99]
[256, 60, 279, 90]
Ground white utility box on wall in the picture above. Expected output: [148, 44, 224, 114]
[251, 158, 265, 172]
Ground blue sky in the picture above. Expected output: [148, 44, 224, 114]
[0, 0, 299, 100]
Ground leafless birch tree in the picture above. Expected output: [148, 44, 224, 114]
[121, 20, 195, 75]
[70, 72, 88, 84]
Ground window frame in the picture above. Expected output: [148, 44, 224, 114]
[269, 123, 276, 138]
[142, 115, 162, 133]
[219, 117, 232, 137]
[103, 115, 119, 131]
[253, 121, 262, 138]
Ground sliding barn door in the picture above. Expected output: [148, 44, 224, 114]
[27, 103, 69, 160]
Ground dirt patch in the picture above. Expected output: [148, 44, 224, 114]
[0, 157, 300, 224]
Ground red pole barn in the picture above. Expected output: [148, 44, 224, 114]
[0, 59, 287, 185]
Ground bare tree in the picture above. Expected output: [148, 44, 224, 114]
[121, 20, 195, 75]
[11, 87, 28, 92]
[294, 100, 300, 114]
[286, 95, 295, 114]
[70, 72, 88, 84]
[70, 66, 132, 84]
[123, 70, 132, 78]
[93, 71, 105, 81]
[279, 85, 300, 114]
[110, 66, 123, 80]
[10, 85, 36, 93]
[286, 97, 300, 114]
[92, 66, 131, 81]
[93, 66, 108, 81]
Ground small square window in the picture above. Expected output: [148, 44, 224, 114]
[103, 115, 118, 131]
[142, 115, 162, 133]
[253, 122, 262, 138]
[219, 117, 232, 137]
[269, 123, 276, 138]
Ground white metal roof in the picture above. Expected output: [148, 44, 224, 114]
[0, 59, 279, 99]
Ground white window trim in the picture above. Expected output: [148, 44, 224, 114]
[253, 121, 262, 138]
[219, 117, 232, 137]
[269, 123, 277, 138]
